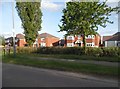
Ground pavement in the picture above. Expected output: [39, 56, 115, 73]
[2, 63, 119, 87]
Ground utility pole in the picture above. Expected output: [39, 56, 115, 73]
[12, 1, 16, 57]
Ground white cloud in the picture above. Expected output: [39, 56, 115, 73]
[64, 0, 120, 2]
[41, 0, 63, 11]
[107, 0, 120, 2]
[65, 0, 71, 2]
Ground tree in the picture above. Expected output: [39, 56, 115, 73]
[16, 0, 42, 46]
[0, 35, 5, 46]
[59, 0, 119, 48]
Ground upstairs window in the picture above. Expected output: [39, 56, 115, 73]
[67, 36, 74, 40]
[41, 38, 45, 41]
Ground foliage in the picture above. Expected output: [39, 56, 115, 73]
[0, 35, 5, 46]
[16, 47, 36, 54]
[14, 47, 119, 62]
[36, 47, 85, 55]
[101, 47, 120, 57]
[35, 47, 120, 57]
[16, 1, 42, 46]
[59, 0, 119, 47]
[85, 47, 103, 57]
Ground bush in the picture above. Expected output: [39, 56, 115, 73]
[16, 46, 120, 57]
[101, 47, 119, 57]
[85, 47, 103, 57]
[16, 47, 36, 54]
[36, 47, 85, 55]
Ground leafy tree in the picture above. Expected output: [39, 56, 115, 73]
[16, 0, 42, 46]
[0, 35, 5, 46]
[59, 0, 119, 48]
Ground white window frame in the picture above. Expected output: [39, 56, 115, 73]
[67, 36, 74, 40]
[86, 43, 94, 47]
[67, 43, 74, 47]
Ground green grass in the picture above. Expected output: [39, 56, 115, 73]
[25, 53, 120, 62]
[2, 54, 119, 77]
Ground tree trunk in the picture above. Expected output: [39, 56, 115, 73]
[82, 33, 86, 54]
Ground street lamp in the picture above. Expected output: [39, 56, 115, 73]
[12, 1, 16, 57]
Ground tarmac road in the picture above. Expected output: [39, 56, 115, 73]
[2, 63, 118, 87]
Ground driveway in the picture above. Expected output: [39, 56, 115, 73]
[2, 63, 118, 87]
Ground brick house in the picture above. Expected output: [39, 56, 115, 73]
[34, 33, 60, 47]
[65, 34, 101, 47]
[15, 33, 60, 47]
[16, 34, 26, 47]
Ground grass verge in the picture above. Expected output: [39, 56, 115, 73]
[29, 53, 119, 62]
[2, 54, 118, 77]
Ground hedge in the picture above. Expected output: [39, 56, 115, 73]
[16, 47, 120, 57]
[16, 47, 37, 54]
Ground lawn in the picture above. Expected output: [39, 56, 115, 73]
[22, 53, 119, 62]
[2, 54, 119, 77]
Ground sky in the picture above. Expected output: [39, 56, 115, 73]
[0, 0, 120, 39]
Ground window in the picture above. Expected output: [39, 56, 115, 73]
[40, 43, 46, 47]
[86, 35, 95, 39]
[92, 35, 95, 39]
[69, 37, 72, 40]
[41, 38, 45, 41]
[67, 36, 74, 40]
[88, 35, 91, 38]
[67, 43, 74, 47]
[86, 43, 94, 47]
[78, 35, 81, 39]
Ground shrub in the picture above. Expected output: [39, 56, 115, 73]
[101, 47, 119, 57]
[16, 46, 120, 57]
[85, 47, 103, 57]
[36, 47, 85, 55]
[16, 47, 36, 54]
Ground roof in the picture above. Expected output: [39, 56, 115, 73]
[38, 33, 59, 39]
[103, 32, 120, 41]
[113, 32, 120, 36]
[103, 36, 113, 41]
[106, 35, 120, 41]
[103, 35, 120, 41]
[16, 34, 25, 39]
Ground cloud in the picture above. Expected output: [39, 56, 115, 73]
[65, 0, 71, 2]
[41, 0, 63, 11]
[107, 0, 120, 2]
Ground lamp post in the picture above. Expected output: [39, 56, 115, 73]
[12, 1, 16, 57]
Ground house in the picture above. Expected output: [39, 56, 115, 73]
[15, 33, 60, 47]
[65, 34, 101, 47]
[16, 34, 26, 47]
[5, 37, 13, 46]
[103, 32, 120, 47]
[34, 33, 60, 47]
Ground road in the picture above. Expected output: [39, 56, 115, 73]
[2, 63, 118, 87]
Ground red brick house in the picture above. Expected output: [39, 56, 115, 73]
[16, 34, 26, 47]
[34, 33, 60, 47]
[16, 33, 60, 47]
[65, 34, 101, 47]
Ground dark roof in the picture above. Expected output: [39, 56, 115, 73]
[38, 33, 59, 39]
[16, 34, 25, 39]
[103, 32, 120, 41]
[107, 35, 120, 41]
[113, 32, 120, 36]
[5, 37, 13, 42]
[103, 35, 120, 41]
[103, 36, 113, 41]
